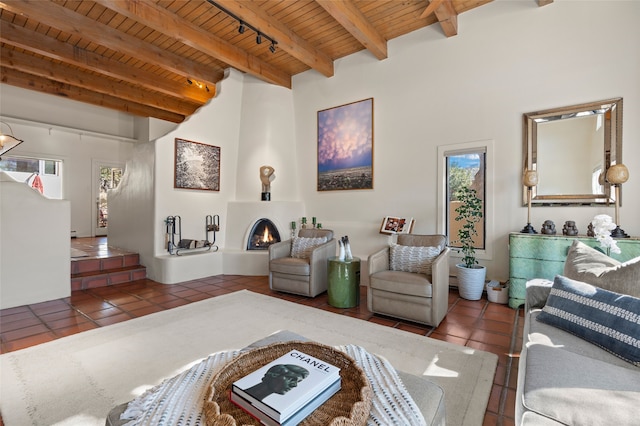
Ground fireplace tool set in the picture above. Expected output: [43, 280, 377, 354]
[165, 214, 219, 255]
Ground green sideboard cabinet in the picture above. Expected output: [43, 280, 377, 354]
[508, 233, 640, 309]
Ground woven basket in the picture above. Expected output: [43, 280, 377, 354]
[204, 341, 372, 426]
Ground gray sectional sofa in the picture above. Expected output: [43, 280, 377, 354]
[516, 241, 640, 425]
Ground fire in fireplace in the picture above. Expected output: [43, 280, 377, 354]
[247, 218, 281, 250]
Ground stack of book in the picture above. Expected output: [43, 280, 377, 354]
[230, 349, 342, 425]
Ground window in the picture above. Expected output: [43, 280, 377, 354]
[0, 156, 59, 176]
[0, 155, 63, 199]
[447, 151, 485, 250]
[437, 140, 493, 260]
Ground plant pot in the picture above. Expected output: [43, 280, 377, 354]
[456, 264, 487, 300]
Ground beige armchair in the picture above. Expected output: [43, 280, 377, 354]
[367, 234, 450, 327]
[269, 229, 337, 297]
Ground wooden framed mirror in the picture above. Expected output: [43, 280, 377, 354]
[522, 98, 622, 206]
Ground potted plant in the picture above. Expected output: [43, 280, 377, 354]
[454, 186, 486, 300]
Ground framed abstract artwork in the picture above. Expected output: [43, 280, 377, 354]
[174, 138, 220, 191]
[317, 98, 374, 191]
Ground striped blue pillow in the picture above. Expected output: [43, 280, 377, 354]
[537, 275, 640, 366]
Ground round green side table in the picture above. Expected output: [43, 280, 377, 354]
[327, 256, 361, 308]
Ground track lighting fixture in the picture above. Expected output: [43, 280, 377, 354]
[186, 78, 210, 92]
[206, 1, 278, 53]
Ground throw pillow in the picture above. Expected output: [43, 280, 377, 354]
[537, 275, 640, 366]
[389, 243, 441, 275]
[564, 240, 640, 298]
[290, 236, 327, 259]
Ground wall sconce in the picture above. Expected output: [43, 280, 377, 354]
[521, 169, 538, 234]
[0, 120, 25, 159]
[606, 163, 630, 238]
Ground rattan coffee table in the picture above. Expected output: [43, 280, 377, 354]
[204, 341, 372, 426]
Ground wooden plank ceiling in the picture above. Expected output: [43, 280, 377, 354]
[0, 0, 549, 123]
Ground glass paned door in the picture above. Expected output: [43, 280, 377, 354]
[95, 164, 123, 236]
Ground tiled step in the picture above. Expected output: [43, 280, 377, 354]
[71, 253, 146, 291]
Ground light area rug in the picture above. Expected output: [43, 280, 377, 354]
[0, 290, 497, 426]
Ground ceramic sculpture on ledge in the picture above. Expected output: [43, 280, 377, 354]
[260, 166, 275, 201]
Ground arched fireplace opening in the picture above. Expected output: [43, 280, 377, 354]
[247, 218, 281, 250]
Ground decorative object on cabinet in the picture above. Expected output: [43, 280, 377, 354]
[521, 169, 538, 233]
[317, 98, 373, 191]
[590, 214, 621, 255]
[454, 186, 486, 300]
[379, 216, 414, 234]
[540, 220, 556, 235]
[606, 163, 630, 238]
[522, 98, 623, 206]
[508, 233, 640, 309]
[562, 221, 578, 236]
[174, 138, 220, 191]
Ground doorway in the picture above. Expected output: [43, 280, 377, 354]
[93, 161, 124, 236]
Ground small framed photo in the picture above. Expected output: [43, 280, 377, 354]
[174, 138, 220, 191]
[380, 216, 414, 235]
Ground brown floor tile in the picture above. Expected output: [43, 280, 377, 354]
[0, 315, 43, 332]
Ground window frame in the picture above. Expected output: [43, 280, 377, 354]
[437, 139, 494, 262]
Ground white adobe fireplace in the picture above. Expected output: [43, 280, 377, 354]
[223, 201, 304, 275]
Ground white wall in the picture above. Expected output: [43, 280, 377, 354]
[0, 85, 136, 237]
[291, 0, 640, 280]
[0, 172, 70, 309]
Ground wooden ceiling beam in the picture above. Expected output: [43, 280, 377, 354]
[316, 0, 387, 60]
[0, 20, 214, 105]
[0, 0, 219, 88]
[0, 67, 188, 123]
[214, 0, 334, 77]
[1, 49, 200, 117]
[95, 0, 291, 88]
[434, 1, 458, 37]
[420, 0, 444, 19]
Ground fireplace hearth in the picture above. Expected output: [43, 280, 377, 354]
[247, 218, 281, 250]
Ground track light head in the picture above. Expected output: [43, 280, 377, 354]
[256, 33, 262, 44]
[269, 42, 276, 53]
[238, 21, 245, 34]
[187, 79, 193, 85]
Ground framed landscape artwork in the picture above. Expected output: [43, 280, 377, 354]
[317, 98, 374, 191]
[174, 138, 220, 191]
[380, 216, 414, 235]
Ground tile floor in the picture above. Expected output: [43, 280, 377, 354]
[0, 238, 524, 426]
